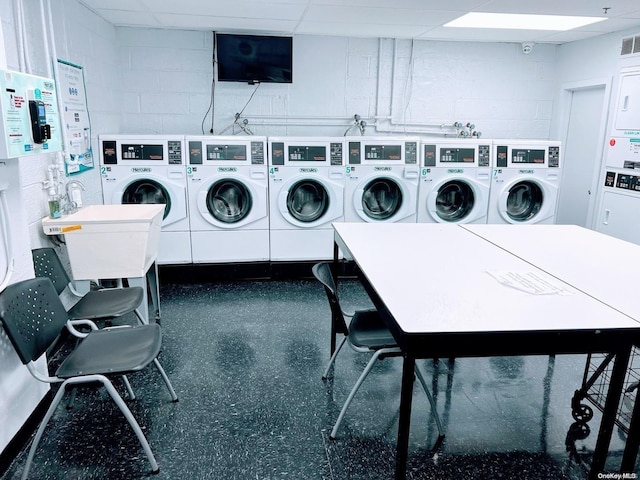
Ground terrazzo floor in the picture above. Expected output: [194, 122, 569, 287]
[1, 268, 639, 479]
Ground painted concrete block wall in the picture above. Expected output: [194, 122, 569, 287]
[117, 31, 558, 139]
[0, 0, 119, 454]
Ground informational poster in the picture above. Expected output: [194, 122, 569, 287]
[56, 59, 93, 175]
[0, 70, 62, 158]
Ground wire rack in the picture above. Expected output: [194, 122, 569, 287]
[573, 349, 640, 434]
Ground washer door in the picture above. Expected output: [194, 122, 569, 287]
[115, 174, 187, 228]
[497, 178, 556, 224]
[197, 176, 267, 229]
[278, 176, 343, 228]
[353, 171, 418, 223]
[361, 178, 402, 221]
[122, 179, 172, 219]
[207, 179, 251, 223]
[434, 180, 474, 222]
[426, 176, 489, 224]
[288, 179, 329, 222]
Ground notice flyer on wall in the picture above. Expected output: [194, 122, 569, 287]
[56, 59, 93, 175]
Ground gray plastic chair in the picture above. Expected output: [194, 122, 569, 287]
[0, 277, 178, 479]
[32, 247, 146, 324]
[312, 262, 444, 440]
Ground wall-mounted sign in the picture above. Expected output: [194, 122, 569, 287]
[56, 59, 93, 175]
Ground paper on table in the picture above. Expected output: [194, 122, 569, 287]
[486, 270, 574, 296]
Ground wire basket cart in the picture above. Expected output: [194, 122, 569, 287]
[570, 349, 640, 434]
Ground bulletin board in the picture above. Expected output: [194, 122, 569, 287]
[56, 59, 93, 175]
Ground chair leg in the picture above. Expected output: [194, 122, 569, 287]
[134, 308, 147, 325]
[414, 364, 445, 436]
[153, 358, 179, 402]
[21, 380, 71, 480]
[122, 375, 136, 400]
[98, 375, 160, 473]
[330, 347, 400, 440]
[323, 336, 347, 380]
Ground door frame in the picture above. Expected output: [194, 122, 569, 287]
[556, 77, 613, 229]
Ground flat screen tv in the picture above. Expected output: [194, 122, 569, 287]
[216, 33, 293, 84]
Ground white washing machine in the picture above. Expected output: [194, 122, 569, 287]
[417, 139, 492, 224]
[268, 137, 345, 261]
[99, 134, 191, 264]
[186, 135, 269, 263]
[487, 140, 561, 224]
[344, 136, 420, 223]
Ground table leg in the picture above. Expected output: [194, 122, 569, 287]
[621, 349, 640, 473]
[395, 354, 416, 480]
[589, 346, 632, 480]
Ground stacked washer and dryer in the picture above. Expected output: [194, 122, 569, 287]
[185, 136, 269, 263]
[487, 140, 562, 225]
[417, 139, 492, 224]
[99, 135, 192, 265]
[268, 137, 346, 261]
[344, 136, 420, 223]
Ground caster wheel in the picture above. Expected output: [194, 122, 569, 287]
[572, 404, 593, 422]
[568, 421, 591, 441]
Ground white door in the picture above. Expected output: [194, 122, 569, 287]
[556, 85, 607, 227]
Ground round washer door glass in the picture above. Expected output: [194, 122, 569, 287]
[436, 180, 474, 221]
[506, 181, 543, 222]
[207, 180, 252, 224]
[362, 178, 402, 220]
[122, 179, 171, 219]
[287, 180, 329, 222]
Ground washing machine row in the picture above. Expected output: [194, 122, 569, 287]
[99, 135, 562, 264]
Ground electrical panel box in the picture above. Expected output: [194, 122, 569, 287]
[0, 70, 62, 158]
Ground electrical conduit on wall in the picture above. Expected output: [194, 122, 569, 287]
[0, 163, 13, 291]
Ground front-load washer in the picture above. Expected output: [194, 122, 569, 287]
[487, 140, 561, 225]
[99, 134, 191, 264]
[268, 137, 345, 261]
[186, 135, 269, 263]
[344, 136, 420, 223]
[418, 140, 492, 224]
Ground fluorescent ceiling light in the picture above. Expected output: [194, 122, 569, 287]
[444, 12, 607, 31]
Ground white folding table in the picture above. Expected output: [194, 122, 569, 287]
[333, 222, 640, 480]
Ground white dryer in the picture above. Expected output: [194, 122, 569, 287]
[268, 137, 345, 261]
[418, 140, 492, 224]
[344, 136, 420, 223]
[487, 140, 561, 224]
[186, 136, 269, 263]
[99, 135, 191, 264]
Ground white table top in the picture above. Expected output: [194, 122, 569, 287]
[463, 224, 640, 320]
[333, 223, 640, 337]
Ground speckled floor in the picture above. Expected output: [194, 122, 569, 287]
[1, 272, 638, 479]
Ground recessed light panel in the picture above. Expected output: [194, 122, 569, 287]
[444, 12, 607, 31]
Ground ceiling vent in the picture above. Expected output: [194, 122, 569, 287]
[620, 34, 640, 56]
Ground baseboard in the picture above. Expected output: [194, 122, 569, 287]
[158, 260, 358, 283]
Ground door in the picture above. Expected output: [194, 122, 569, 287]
[205, 179, 252, 224]
[433, 180, 475, 222]
[556, 85, 607, 227]
[361, 177, 403, 220]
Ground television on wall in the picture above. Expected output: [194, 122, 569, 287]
[215, 33, 293, 84]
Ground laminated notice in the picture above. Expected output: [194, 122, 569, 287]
[486, 270, 574, 296]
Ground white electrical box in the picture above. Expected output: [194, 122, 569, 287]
[0, 69, 62, 158]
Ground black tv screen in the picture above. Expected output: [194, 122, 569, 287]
[216, 33, 293, 84]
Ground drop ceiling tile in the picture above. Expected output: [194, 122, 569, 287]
[93, 10, 162, 27]
[303, 5, 460, 26]
[153, 14, 297, 33]
[139, 0, 306, 19]
[297, 21, 428, 38]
